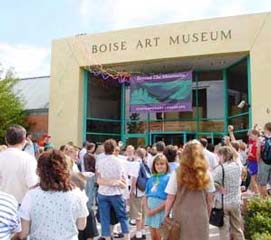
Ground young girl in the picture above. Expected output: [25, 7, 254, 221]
[144, 154, 170, 240]
[247, 129, 260, 194]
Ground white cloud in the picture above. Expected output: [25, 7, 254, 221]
[217, 0, 271, 17]
[79, 0, 90, 26]
[0, 42, 50, 78]
[109, 0, 213, 29]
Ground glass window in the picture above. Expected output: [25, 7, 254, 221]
[228, 115, 249, 131]
[232, 133, 248, 142]
[87, 119, 120, 134]
[88, 76, 121, 120]
[198, 120, 224, 132]
[227, 59, 248, 116]
[126, 116, 146, 134]
[126, 137, 146, 148]
[197, 71, 224, 119]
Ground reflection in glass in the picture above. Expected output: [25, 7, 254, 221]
[87, 120, 120, 134]
[88, 76, 121, 119]
[228, 115, 249, 131]
[198, 71, 224, 119]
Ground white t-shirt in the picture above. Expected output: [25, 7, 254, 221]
[119, 156, 140, 199]
[165, 170, 215, 195]
[203, 149, 219, 171]
[79, 148, 87, 172]
[96, 154, 126, 196]
[122, 158, 140, 178]
[19, 187, 88, 240]
[23, 140, 35, 157]
[235, 153, 244, 172]
[95, 152, 106, 169]
[0, 148, 39, 203]
[146, 153, 154, 171]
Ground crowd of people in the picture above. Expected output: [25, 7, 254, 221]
[0, 122, 271, 240]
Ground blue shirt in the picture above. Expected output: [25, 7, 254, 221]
[145, 173, 170, 200]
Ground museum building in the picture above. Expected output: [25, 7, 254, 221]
[49, 12, 271, 147]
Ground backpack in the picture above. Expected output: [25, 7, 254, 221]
[136, 162, 151, 192]
[261, 137, 271, 165]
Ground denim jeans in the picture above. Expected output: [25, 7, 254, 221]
[97, 193, 129, 237]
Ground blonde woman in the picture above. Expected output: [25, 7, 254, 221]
[165, 140, 215, 240]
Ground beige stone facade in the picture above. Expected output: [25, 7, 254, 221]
[50, 12, 271, 147]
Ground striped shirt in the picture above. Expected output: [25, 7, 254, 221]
[0, 191, 21, 240]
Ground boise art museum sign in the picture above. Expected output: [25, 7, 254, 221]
[90, 29, 232, 54]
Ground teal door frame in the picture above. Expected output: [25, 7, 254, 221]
[150, 131, 187, 145]
[83, 55, 252, 143]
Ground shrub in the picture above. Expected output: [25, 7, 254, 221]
[244, 197, 271, 240]
[252, 232, 271, 240]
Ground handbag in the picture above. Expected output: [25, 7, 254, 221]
[160, 216, 181, 240]
[209, 164, 225, 227]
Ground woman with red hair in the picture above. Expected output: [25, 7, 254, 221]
[17, 149, 89, 240]
[165, 140, 215, 240]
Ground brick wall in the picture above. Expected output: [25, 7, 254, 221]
[25, 113, 48, 140]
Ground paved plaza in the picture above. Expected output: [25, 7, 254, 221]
[94, 223, 219, 240]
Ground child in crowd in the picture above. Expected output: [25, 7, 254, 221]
[241, 166, 251, 193]
[143, 155, 170, 240]
[247, 129, 260, 194]
[239, 142, 247, 166]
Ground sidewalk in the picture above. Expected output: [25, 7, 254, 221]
[94, 224, 220, 239]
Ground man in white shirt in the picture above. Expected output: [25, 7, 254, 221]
[0, 125, 38, 203]
[96, 139, 130, 240]
[200, 138, 219, 171]
[23, 132, 35, 157]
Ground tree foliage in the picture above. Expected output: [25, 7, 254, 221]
[0, 67, 26, 143]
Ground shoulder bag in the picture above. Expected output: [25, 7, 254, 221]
[209, 164, 225, 227]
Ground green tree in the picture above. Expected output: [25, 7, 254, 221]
[0, 67, 26, 144]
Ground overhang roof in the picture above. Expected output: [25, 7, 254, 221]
[14, 76, 49, 110]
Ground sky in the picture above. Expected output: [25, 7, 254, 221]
[0, 0, 271, 78]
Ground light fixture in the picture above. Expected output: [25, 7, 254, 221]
[237, 100, 250, 109]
